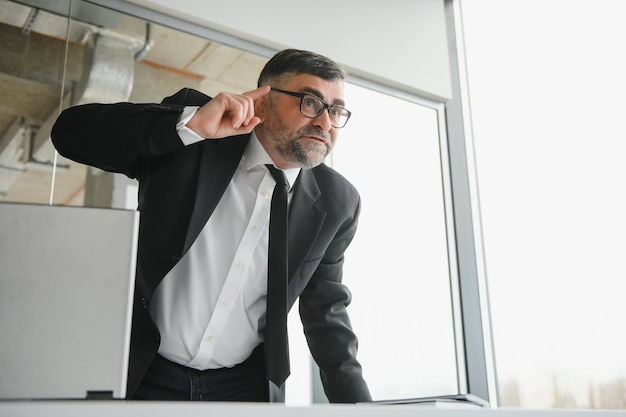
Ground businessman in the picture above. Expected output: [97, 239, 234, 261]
[51, 49, 371, 403]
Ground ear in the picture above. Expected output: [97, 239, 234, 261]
[254, 92, 269, 122]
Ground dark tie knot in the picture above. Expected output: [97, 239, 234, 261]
[266, 165, 288, 188]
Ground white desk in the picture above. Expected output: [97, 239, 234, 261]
[1, 402, 624, 417]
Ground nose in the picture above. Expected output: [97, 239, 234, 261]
[312, 108, 333, 132]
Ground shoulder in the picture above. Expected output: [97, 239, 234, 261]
[310, 163, 360, 207]
[161, 88, 213, 107]
[311, 163, 356, 190]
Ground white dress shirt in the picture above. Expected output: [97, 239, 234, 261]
[151, 107, 299, 370]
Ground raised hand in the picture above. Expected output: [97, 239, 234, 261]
[185, 85, 270, 139]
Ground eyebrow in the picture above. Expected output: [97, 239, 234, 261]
[301, 86, 346, 107]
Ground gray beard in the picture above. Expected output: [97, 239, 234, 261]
[277, 136, 329, 169]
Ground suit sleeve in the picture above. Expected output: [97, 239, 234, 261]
[298, 194, 372, 403]
[51, 88, 210, 179]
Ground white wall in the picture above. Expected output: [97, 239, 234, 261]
[126, 0, 452, 100]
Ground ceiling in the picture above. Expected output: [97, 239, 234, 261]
[0, 0, 267, 206]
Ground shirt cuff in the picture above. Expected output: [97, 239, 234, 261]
[176, 106, 204, 146]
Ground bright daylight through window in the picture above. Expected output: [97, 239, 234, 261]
[461, 0, 626, 409]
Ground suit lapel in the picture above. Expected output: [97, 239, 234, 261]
[287, 169, 326, 282]
[183, 134, 250, 254]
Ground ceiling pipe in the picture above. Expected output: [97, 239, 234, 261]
[31, 27, 150, 166]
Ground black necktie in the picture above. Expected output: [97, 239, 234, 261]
[265, 165, 290, 387]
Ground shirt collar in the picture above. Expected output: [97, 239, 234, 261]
[244, 131, 300, 191]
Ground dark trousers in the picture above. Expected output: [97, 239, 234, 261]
[132, 345, 269, 401]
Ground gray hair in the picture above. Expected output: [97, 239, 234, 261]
[257, 49, 346, 87]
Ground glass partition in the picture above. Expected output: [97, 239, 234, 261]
[1, 0, 460, 404]
[0, 0, 267, 208]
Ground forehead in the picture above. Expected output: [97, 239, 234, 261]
[281, 73, 345, 105]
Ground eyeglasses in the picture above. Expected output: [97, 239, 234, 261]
[270, 87, 351, 128]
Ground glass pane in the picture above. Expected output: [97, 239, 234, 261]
[329, 83, 458, 400]
[2, 0, 459, 403]
[0, 0, 266, 208]
[0, 0, 72, 204]
[462, 0, 626, 409]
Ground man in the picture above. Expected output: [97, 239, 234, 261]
[51, 49, 371, 403]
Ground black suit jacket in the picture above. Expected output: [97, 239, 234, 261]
[51, 88, 371, 403]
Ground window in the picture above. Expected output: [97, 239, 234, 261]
[328, 83, 459, 400]
[461, 0, 626, 409]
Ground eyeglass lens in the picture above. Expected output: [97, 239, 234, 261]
[300, 95, 350, 128]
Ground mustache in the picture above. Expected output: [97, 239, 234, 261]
[298, 127, 331, 143]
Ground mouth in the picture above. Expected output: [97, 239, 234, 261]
[301, 135, 329, 146]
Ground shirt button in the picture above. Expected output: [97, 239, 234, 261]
[221, 299, 229, 306]
[206, 336, 214, 342]
[236, 262, 244, 269]
[262, 191, 270, 197]
[251, 225, 258, 232]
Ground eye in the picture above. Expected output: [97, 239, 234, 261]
[302, 95, 320, 110]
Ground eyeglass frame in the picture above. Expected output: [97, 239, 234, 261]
[270, 87, 352, 128]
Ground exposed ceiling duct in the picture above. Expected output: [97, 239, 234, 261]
[0, 0, 151, 195]
[77, 28, 149, 105]
[30, 27, 150, 169]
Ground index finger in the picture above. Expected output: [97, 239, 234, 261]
[243, 85, 271, 102]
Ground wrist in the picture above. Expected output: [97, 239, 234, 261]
[176, 106, 203, 145]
